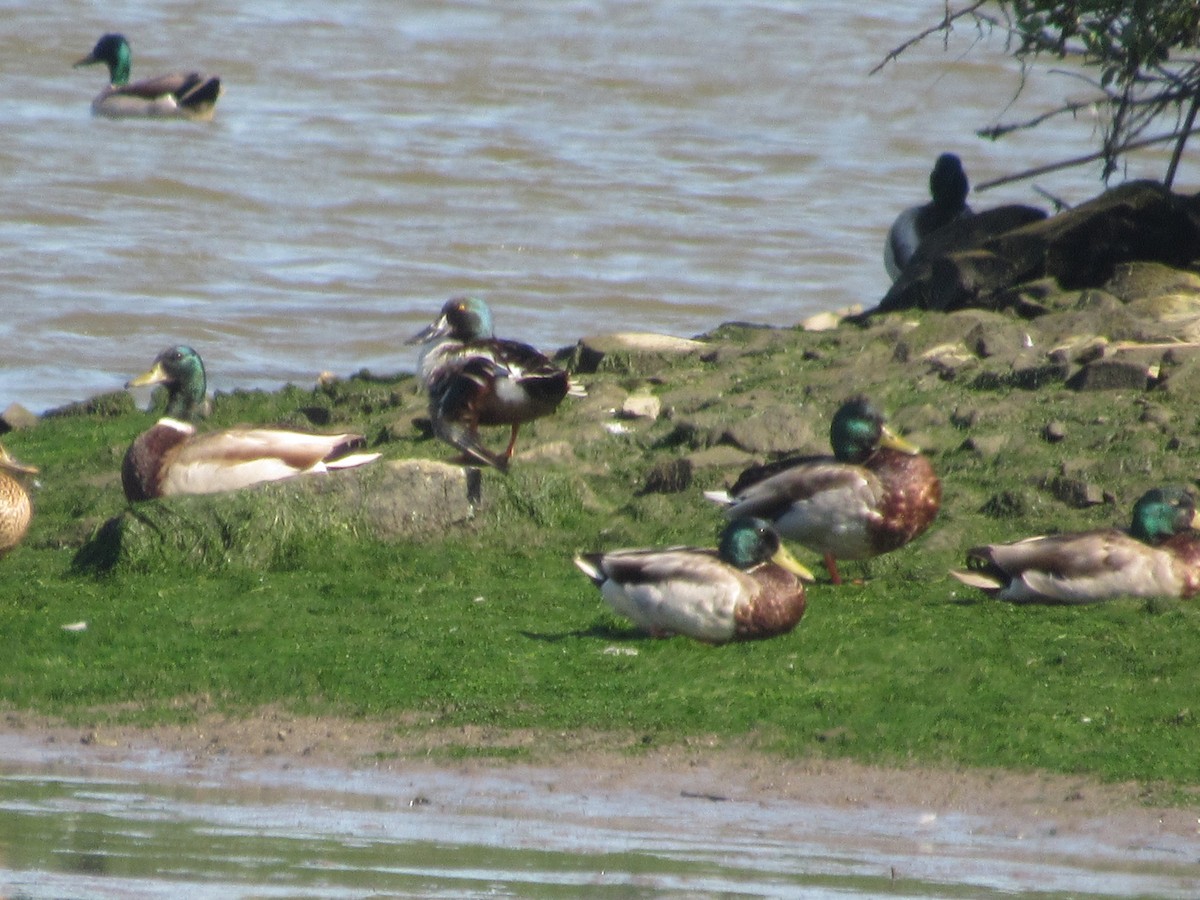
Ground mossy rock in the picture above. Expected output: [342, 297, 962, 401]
[74, 460, 480, 573]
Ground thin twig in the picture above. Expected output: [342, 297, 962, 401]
[975, 126, 1200, 191]
[870, 0, 991, 76]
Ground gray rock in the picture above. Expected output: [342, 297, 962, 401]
[73, 459, 481, 572]
[0, 403, 38, 433]
[1067, 359, 1149, 391]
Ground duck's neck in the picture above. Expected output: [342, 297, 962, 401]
[164, 376, 206, 421]
[108, 44, 132, 86]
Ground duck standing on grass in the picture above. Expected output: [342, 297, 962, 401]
[122, 346, 380, 502]
[574, 517, 814, 643]
[408, 296, 583, 473]
[0, 444, 37, 559]
[74, 33, 222, 120]
[951, 487, 1200, 604]
[884, 152, 972, 280]
[705, 396, 941, 585]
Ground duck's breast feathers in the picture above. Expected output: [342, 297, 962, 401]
[964, 529, 1193, 603]
[122, 418, 195, 501]
[733, 562, 807, 640]
[867, 449, 941, 549]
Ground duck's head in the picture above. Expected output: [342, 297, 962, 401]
[929, 153, 969, 209]
[75, 33, 132, 86]
[1130, 487, 1200, 544]
[719, 517, 814, 581]
[407, 297, 495, 345]
[127, 345, 207, 420]
[0, 444, 37, 477]
[829, 396, 919, 462]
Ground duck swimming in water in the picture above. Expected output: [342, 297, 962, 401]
[74, 33, 222, 120]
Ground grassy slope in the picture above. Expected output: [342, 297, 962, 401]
[2, 310, 1198, 798]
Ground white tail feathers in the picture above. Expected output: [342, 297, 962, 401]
[326, 452, 382, 470]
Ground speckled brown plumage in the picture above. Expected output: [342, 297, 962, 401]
[731, 563, 808, 640]
[0, 445, 35, 559]
[865, 449, 941, 554]
[708, 397, 942, 585]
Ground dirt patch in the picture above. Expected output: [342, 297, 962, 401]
[3, 707, 1197, 848]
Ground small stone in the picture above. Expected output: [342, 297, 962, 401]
[1043, 421, 1067, 443]
[0, 403, 38, 433]
[1067, 359, 1149, 391]
[800, 310, 843, 332]
[620, 393, 661, 420]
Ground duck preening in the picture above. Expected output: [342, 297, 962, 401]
[74, 33, 222, 120]
[408, 297, 582, 473]
[574, 517, 814, 643]
[705, 396, 941, 585]
[884, 152, 972, 281]
[122, 346, 379, 501]
[951, 487, 1200, 604]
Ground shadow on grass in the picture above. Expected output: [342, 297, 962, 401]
[520, 624, 658, 643]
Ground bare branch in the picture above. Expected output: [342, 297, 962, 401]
[869, 1, 993, 76]
[974, 126, 1200, 191]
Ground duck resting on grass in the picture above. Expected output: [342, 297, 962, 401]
[705, 396, 941, 585]
[884, 152, 972, 281]
[408, 296, 583, 473]
[950, 487, 1200, 604]
[74, 33, 222, 120]
[0, 444, 37, 559]
[122, 345, 380, 502]
[573, 517, 814, 643]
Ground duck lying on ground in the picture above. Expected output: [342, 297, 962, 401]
[574, 517, 814, 643]
[951, 487, 1200, 603]
[122, 346, 379, 501]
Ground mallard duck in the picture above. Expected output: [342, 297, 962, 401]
[705, 396, 941, 585]
[884, 153, 972, 281]
[573, 517, 815, 643]
[74, 33, 222, 120]
[951, 487, 1200, 604]
[122, 346, 380, 501]
[0, 444, 37, 559]
[407, 296, 583, 473]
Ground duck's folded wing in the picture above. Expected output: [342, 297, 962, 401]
[117, 72, 209, 100]
[723, 461, 873, 521]
[973, 530, 1177, 603]
[163, 428, 375, 494]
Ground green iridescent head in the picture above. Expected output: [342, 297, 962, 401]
[127, 345, 207, 420]
[75, 33, 133, 86]
[1130, 487, 1200, 544]
[719, 517, 814, 581]
[829, 396, 918, 463]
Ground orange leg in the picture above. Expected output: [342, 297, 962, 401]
[503, 423, 522, 460]
[824, 552, 843, 586]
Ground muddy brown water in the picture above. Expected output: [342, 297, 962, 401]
[0, 732, 1197, 897]
[2, 1, 1188, 413]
